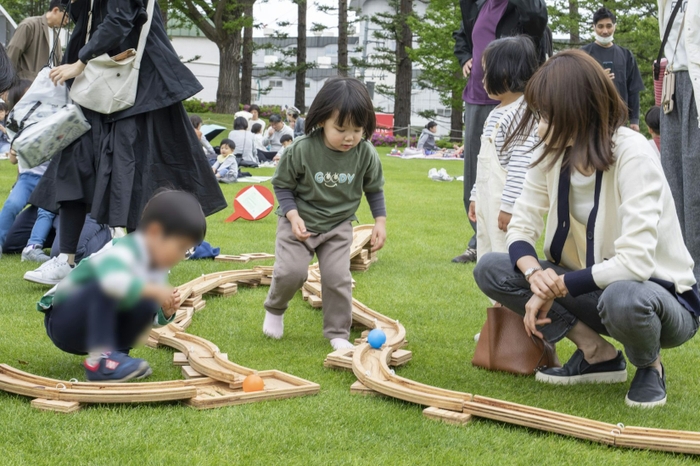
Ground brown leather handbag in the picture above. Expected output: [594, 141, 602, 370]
[472, 306, 560, 376]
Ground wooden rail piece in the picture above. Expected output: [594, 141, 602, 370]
[350, 225, 374, 259]
[423, 407, 472, 425]
[0, 364, 197, 404]
[31, 398, 82, 413]
[215, 253, 275, 264]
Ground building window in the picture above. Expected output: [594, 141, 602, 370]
[269, 80, 284, 88]
[324, 44, 338, 56]
[305, 81, 311, 88]
[436, 108, 452, 117]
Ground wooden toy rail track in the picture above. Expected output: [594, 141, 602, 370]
[1, 225, 700, 454]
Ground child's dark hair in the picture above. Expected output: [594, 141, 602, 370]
[280, 134, 293, 144]
[6, 79, 31, 111]
[269, 114, 282, 123]
[249, 104, 260, 114]
[251, 123, 262, 134]
[593, 7, 616, 25]
[483, 36, 539, 96]
[425, 121, 437, 129]
[139, 189, 206, 244]
[645, 106, 660, 134]
[220, 138, 235, 150]
[305, 77, 375, 138]
[189, 114, 203, 129]
[233, 116, 248, 130]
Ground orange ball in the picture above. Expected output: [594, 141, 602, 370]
[242, 374, 265, 392]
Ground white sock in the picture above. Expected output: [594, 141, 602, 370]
[330, 338, 354, 351]
[263, 311, 284, 339]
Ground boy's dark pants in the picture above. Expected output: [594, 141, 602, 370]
[44, 281, 158, 355]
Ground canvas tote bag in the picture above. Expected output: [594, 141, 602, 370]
[70, 0, 155, 114]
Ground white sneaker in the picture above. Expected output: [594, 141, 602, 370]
[24, 256, 73, 285]
[0, 152, 8, 160]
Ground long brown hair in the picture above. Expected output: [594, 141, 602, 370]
[507, 49, 628, 171]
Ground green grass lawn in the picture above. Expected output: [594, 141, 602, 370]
[0, 148, 698, 465]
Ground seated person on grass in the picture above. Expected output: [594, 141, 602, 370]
[212, 139, 238, 183]
[272, 134, 294, 162]
[2, 206, 112, 265]
[474, 50, 699, 409]
[37, 190, 206, 383]
[189, 114, 217, 165]
[258, 113, 294, 162]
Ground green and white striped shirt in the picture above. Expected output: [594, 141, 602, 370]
[37, 233, 174, 327]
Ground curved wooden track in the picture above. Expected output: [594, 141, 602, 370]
[2, 225, 700, 454]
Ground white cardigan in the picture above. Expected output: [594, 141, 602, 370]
[658, 0, 700, 127]
[506, 128, 698, 309]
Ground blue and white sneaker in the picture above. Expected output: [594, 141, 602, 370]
[84, 352, 151, 383]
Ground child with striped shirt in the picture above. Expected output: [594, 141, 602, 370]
[468, 36, 540, 260]
[37, 190, 206, 383]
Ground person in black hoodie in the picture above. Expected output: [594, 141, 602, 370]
[451, 0, 550, 264]
[25, 0, 227, 286]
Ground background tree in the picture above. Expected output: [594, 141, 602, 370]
[1, 0, 51, 22]
[170, 0, 255, 113]
[240, 2, 256, 105]
[355, 0, 414, 136]
[408, 0, 463, 140]
[294, 0, 307, 111]
[337, 0, 348, 76]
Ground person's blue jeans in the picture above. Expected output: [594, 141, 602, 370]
[28, 208, 56, 247]
[0, 172, 41, 247]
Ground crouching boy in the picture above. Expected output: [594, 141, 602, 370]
[37, 190, 207, 382]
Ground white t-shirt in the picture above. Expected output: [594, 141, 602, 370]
[569, 169, 596, 225]
[663, 0, 688, 71]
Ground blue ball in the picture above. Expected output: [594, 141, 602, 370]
[367, 329, 387, 349]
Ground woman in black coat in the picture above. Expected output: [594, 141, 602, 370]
[451, 0, 550, 265]
[26, 0, 227, 284]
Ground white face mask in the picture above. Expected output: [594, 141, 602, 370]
[595, 33, 614, 45]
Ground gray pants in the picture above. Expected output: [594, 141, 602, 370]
[463, 103, 496, 249]
[264, 217, 353, 340]
[660, 71, 700, 281]
[473, 253, 699, 367]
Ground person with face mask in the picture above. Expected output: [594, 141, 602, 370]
[581, 7, 645, 131]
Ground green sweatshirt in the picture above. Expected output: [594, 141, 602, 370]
[271, 132, 385, 233]
[37, 233, 174, 327]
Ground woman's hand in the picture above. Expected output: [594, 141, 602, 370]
[524, 295, 553, 339]
[286, 210, 310, 242]
[528, 268, 568, 300]
[49, 61, 86, 86]
[462, 58, 473, 78]
[498, 210, 512, 232]
[371, 217, 386, 252]
[468, 201, 477, 222]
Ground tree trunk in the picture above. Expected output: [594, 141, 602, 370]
[159, 0, 168, 27]
[338, 0, 348, 76]
[216, 35, 242, 114]
[569, 0, 580, 45]
[295, 0, 307, 112]
[240, 3, 255, 105]
[393, 0, 413, 137]
[450, 72, 463, 141]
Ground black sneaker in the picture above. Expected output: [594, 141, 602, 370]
[452, 248, 477, 263]
[625, 364, 666, 408]
[535, 349, 627, 385]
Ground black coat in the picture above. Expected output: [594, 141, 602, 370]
[453, 0, 551, 66]
[65, 0, 202, 122]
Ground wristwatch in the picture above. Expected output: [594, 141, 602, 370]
[524, 267, 543, 282]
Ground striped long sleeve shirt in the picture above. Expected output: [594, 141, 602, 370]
[470, 98, 540, 213]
